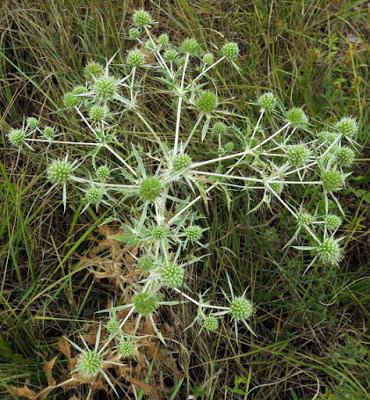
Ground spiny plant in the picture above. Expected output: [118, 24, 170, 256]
[5, 8, 361, 395]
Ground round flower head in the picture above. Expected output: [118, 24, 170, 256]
[202, 52, 214, 65]
[84, 185, 104, 206]
[177, 56, 187, 67]
[151, 225, 167, 240]
[185, 225, 202, 241]
[335, 146, 355, 168]
[63, 92, 79, 108]
[158, 33, 169, 47]
[286, 144, 310, 167]
[127, 49, 146, 68]
[76, 350, 102, 378]
[96, 165, 110, 183]
[297, 212, 313, 226]
[42, 126, 55, 140]
[196, 91, 218, 114]
[84, 61, 104, 80]
[94, 76, 117, 101]
[139, 177, 162, 202]
[173, 154, 192, 171]
[73, 85, 88, 96]
[47, 159, 73, 185]
[317, 238, 341, 265]
[269, 179, 284, 195]
[325, 214, 342, 231]
[160, 262, 185, 288]
[317, 130, 339, 144]
[26, 117, 38, 130]
[145, 40, 156, 54]
[285, 107, 308, 129]
[133, 292, 158, 316]
[224, 141, 235, 152]
[321, 170, 344, 192]
[164, 49, 178, 62]
[129, 28, 141, 40]
[119, 339, 135, 358]
[257, 92, 277, 112]
[230, 297, 253, 321]
[181, 38, 199, 56]
[335, 117, 358, 137]
[89, 105, 109, 123]
[106, 318, 119, 334]
[8, 128, 26, 147]
[63, 92, 76, 108]
[137, 255, 154, 272]
[213, 121, 227, 135]
[221, 42, 239, 61]
[133, 9, 152, 28]
[203, 316, 218, 332]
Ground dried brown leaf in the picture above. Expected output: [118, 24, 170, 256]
[9, 386, 37, 399]
[44, 356, 57, 386]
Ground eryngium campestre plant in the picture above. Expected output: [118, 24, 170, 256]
[5, 8, 361, 395]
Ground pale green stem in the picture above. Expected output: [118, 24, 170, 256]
[251, 109, 264, 140]
[26, 138, 98, 146]
[188, 56, 225, 88]
[104, 144, 137, 176]
[168, 184, 216, 225]
[174, 54, 189, 155]
[182, 113, 204, 151]
[71, 176, 136, 189]
[136, 112, 167, 155]
[144, 27, 172, 78]
[252, 123, 290, 151]
[130, 67, 136, 101]
[191, 148, 255, 168]
[191, 170, 264, 183]
[174, 288, 229, 310]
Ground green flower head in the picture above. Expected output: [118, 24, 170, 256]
[230, 297, 253, 321]
[196, 91, 218, 114]
[203, 316, 219, 332]
[321, 170, 344, 192]
[84, 61, 104, 80]
[133, 9, 152, 28]
[317, 238, 341, 265]
[185, 225, 202, 241]
[127, 49, 146, 68]
[325, 214, 342, 231]
[76, 350, 102, 378]
[182, 38, 199, 55]
[221, 42, 239, 61]
[202, 52, 214, 65]
[47, 159, 73, 185]
[160, 262, 185, 288]
[26, 117, 39, 130]
[94, 76, 117, 101]
[173, 154, 192, 171]
[286, 107, 308, 129]
[8, 128, 26, 147]
[335, 117, 358, 137]
[138, 255, 154, 272]
[133, 292, 158, 316]
[119, 339, 135, 358]
[139, 177, 162, 202]
[286, 144, 310, 167]
[258, 92, 277, 111]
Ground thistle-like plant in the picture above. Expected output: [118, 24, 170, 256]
[5, 8, 361, 395]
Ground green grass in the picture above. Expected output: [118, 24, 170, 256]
[0, 0, 369, 399]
